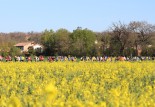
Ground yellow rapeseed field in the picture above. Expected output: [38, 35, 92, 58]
[0, 61, 155, 107]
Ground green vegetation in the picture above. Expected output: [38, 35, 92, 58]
[0, 21, 155, 57]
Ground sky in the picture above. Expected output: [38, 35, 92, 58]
[0, 0, 155, 33]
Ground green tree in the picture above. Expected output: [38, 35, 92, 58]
[70, 28, 96, 56]
[41, 29, 55, 55]
[9, 46, 21, 56]
[96, 32, 112, 56]
[54, 29, 71, 55]
[28, 46, 35, 55]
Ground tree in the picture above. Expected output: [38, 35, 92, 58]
[41, 29, 55, 55]
[129, 21, 155, 56]
[96, 32, 112, 56]
[9, 46, 21, 57]
[54, 29, 71, 55]
[110, 22, 131, 56]
[28, 46, 35, 55]
[70, 28, 96, 56]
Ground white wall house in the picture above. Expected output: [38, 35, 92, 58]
[14, 42, 43, 53]
[33, 44, 43, 53]
[33, 44, 42, 50]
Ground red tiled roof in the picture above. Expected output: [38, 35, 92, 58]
[14, 42, 33, 47]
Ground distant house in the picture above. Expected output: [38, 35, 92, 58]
[33, 44, 43, 50]
[32, 44, 43, 53]
[14, 42, 43, 52]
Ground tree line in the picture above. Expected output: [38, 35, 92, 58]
[0, 21, 155, 57]
[41, 21, 155, 57]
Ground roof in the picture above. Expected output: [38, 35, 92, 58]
[14, 42, 33, 47]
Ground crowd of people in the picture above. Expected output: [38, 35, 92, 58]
[0, 55, 155, 62]
[0, 55, 77, 62]
[80, 56, 155, 61]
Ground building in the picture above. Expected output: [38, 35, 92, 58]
[14, 42, 43, 52]
[33, 44, 43, 50]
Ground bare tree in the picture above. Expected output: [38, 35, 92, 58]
[110, 22, 131, 55]
[129, 21, 155, 56]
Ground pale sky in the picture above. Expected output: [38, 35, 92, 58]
[0, 0, 155, 32]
